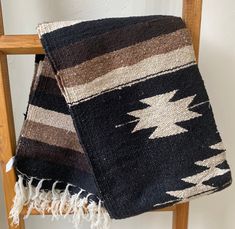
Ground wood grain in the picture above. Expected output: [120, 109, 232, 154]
[0, 2, 25, 229]
[172, 203, 189, 229]
[0, 35, 44, 54]
[183, 0, 202, 61]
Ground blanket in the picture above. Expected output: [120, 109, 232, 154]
[10, 15, 232, 228]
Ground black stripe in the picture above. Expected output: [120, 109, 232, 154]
[43, 16, 186, 70]
[15, 155, 99, 196]
[35, 54, 45, 63]
[17, 137, 90, 172]
[35, 75, 62, 95]
[30, 91, 70, 114]
[41, 16, 183, 52]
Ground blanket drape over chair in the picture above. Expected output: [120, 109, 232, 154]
[10, 15, 232, 229]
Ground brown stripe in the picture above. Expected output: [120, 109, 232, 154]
[40, 57, 56, 79]
[18, 137, 91, 172]
[30, 58, 56, 95]
[49, 18, 186, 70]
[65, 46, 195, 103]
[59, 29, 191, 88]
[21, 120, 84, 153]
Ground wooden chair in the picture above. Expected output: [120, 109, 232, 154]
[0, 0, 202, 228]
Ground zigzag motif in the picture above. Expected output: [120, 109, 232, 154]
[166, 142, 230, 199]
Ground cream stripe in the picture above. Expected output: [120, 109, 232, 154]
[66, 45, 195, 104]
[27, 105, 76, 133]
[71, 62, 195, 105]
[37, 20, 81, 37]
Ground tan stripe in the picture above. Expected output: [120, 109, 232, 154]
[59, 28, 192, 87]
[21, 120, 83, 153]
[40, 57, 56, 79]
[31, 60, 46, 93]
[65, 45, 195, 104]
[27, 105, 76, 133]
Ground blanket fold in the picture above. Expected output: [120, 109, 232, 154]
[10, 15, 232, 228]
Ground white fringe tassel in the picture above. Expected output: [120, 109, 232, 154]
[9, 175, 111, 229]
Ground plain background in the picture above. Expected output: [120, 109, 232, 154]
[0, 0, 234, 229]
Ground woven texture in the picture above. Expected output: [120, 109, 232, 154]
[12, 16, 232, 226]
[16, 54, 99, 196]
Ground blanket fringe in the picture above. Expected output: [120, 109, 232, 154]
[9, 175, 111, 229]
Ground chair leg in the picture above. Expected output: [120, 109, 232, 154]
[0, 2, 23, 228]
[17, 215, 25, 229]
[172, 202, 189, 229]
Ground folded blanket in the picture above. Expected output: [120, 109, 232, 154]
[10, 15, 232, 228]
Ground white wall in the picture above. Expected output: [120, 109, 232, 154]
[0, 0, 234, 229]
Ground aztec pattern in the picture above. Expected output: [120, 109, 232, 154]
[12, 16, 232, 226]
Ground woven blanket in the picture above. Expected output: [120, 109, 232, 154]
[10, 16, 232, 228]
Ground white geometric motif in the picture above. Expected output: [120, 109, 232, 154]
[127, 90, 201, 139]
[166, 142, 230, 199]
